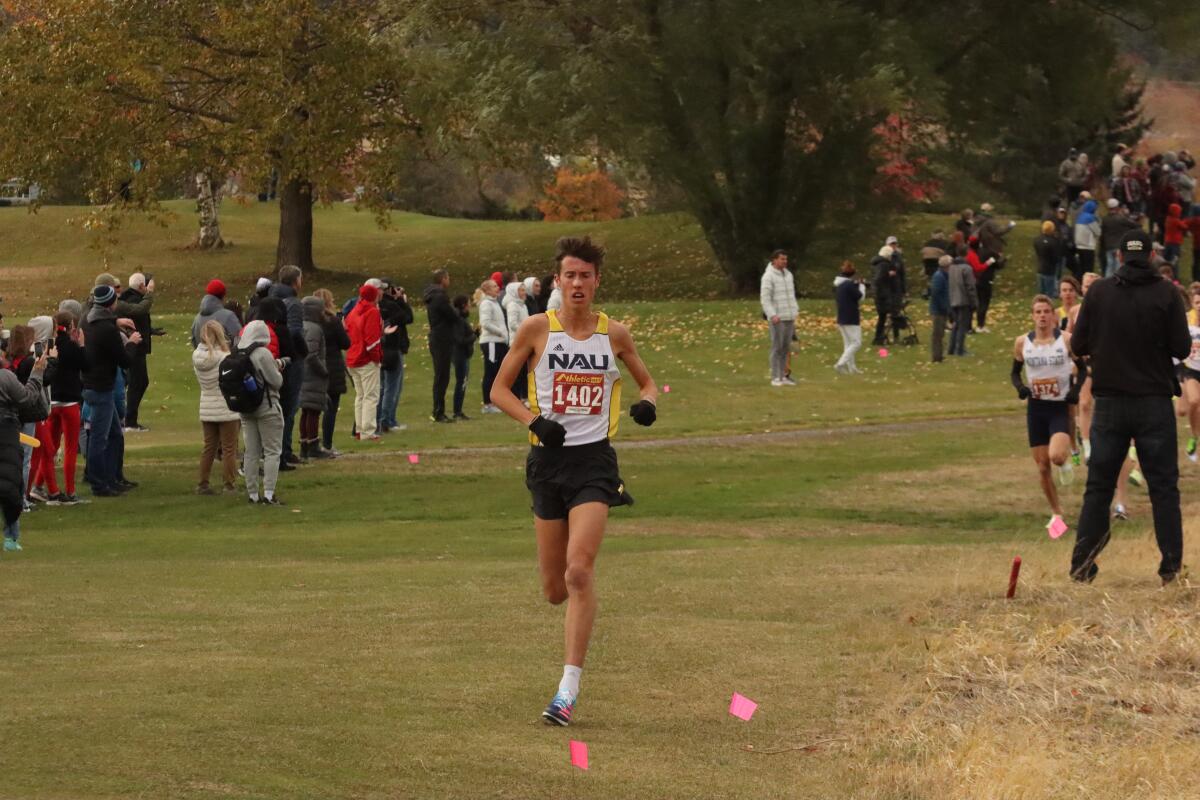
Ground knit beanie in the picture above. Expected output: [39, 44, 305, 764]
[92, 284, 117, 307]
[94, 272, 119, 288]
[358, 283, 379, 303]
[206, 279, 227, 298]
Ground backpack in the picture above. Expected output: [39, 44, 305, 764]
[218, 344, 268, 413]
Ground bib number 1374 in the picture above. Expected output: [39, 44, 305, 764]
[552, 372, 605, 415]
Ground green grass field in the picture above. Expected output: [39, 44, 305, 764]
[2, 207, 1199, 799]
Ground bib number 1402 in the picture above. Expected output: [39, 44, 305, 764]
[552, 372, 605, 415]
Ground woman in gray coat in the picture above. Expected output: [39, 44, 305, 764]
[299, 296, 330, 459]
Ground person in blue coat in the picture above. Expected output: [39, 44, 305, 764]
[928, 256, 951, 363]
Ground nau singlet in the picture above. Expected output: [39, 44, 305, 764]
[529, 310, 622, 447]
[1185, 309, 1200, 372]
[1023, 330, 1073, 401]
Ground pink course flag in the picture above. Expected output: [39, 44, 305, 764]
[878, 348, 890, 358]
[662, 384, 671, 393]
[407, 453, 420, 465]
[1047, 516, 1068, 539]
[569, 740, 589, 770]
[728, 692, 758, 721]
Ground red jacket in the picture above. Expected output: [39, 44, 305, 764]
[966, 247, 989, 276]
[346, 285, 383, 367]
[1165, 204, 1187, 246]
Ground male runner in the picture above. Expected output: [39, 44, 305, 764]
[490, 236, 658, 726]
[1177, 285, 1200, 463]
[1012, 295, 1087, 532]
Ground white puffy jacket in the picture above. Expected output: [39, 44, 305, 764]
[504, 283, 529, 339]
[479, 295, 508, 345]
[760, 264, 799, 321]
[192, 343, 241, 423]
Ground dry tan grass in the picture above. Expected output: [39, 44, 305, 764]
[855, 536, 1200, 800]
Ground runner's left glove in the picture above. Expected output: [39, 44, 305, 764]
[629, 400, 657, 426]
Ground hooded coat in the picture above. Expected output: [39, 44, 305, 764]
[423, 282, 456, 348]
[523, 277, 540, 317]
[300, 297, 330, 411]
[1164, 203, 1187, 246]
[237, 321, 284, 411]
[191, 293, 242, 348]
[1073, 200, 1101, 251]
[503, 283, 529, 339]
[346, 284, 383, 368]
[1073, 260, 1190, 397]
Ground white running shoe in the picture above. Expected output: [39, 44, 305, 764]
[1113, 503, 1129, 520]
[771, 378, 785, 387]
[1055, 461, 1075, 487]
[781, 376, 797, 386]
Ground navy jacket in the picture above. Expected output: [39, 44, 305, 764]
[834, 276, 863, 326]
[928, 269, 950, 317]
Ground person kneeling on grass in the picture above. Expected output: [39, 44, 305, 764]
[1012, 294, 1087, 535]
[235, 321, 287, 506]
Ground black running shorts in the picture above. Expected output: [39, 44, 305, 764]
[1181, 365, 1200, 383]
[525, 439, 633, 521]
[1026, 399, 1070, 448]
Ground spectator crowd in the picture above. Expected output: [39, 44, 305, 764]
[0, 263, 564, 555]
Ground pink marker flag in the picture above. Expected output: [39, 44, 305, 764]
[569, 740, 589, 770]
[1047, 516, 1068, 539]
[407, 453, 420, 465]
[878, 348, 890, 358]
[729, 692, 758, 721]
[662, 384, 671, 393]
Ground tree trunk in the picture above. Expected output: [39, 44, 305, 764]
[193, 171, 224, 248]
[276, 177, 315, 270]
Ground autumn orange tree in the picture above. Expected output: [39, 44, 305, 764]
[537, 169, 624, 222]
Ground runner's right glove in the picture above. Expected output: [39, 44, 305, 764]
[529, 415, 566, 447]
[1016, 386, 1031, 401]
[629, 400, 657, 426]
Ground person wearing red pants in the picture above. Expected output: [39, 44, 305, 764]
[43, 311, 88, 504]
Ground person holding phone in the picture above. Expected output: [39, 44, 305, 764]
[1, 338, 50, 553]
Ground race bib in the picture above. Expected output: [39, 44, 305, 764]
[552, 372, 605, 415]
[1032, 378, 1061, 399]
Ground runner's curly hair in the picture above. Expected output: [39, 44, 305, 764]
[555, 236, 605, 272]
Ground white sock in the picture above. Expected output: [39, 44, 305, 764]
[559, 665, 582, 698]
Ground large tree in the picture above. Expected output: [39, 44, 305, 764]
[0, 0, 426, 269]
[452, 0, 1198, 289]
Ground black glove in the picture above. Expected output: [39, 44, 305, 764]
[529, 415, 566, 447]
[629, 400, 657, 426]
[1064, 388, 1080, 405]
[1016, 385, 1031, 401]
[150, 327, 166, 336]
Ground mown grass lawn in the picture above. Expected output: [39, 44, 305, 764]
[2, 210, 1199, 799]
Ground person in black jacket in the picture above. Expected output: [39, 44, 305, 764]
[450, 294, 479, 420]
[313, 289, 351, 455]
[1069, 229, 1191, 585]
[377, 280, 413, 433]
[0, 350, 49, 547]
[44, 311, 88, 503]
[1033, 221, 1063, 298]
[424, 269, 457, 423]
[870, 246, 902, 345]
[117, 272, 159, 432]
[82, 284, 142, 497]
[269, 266, 307, 466]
